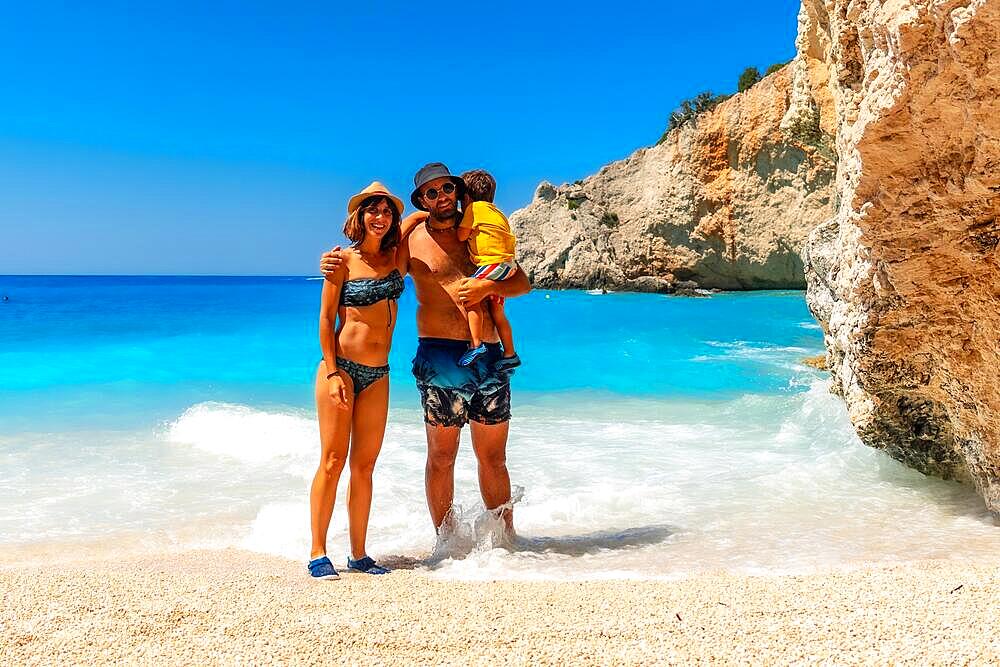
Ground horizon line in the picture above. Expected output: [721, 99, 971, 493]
[0, 273, 324, 278]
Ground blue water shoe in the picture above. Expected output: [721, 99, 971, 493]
[347, 555, 390, 575]
[307, 555, 340, 580]
[494, 354, 521, 372]
[458, 343, 488, 367]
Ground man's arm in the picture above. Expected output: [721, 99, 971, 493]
[493, 265, 530, 298]
[457, 263, 530, 306]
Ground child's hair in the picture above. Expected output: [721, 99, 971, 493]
[460, 169, 496, 203]
[343, 195, 401, 252]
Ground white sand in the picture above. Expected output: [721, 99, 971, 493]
[2, 549, 999, 665]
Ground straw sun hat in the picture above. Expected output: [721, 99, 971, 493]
[347, 181, 405, 217]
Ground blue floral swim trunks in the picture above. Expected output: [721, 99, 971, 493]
[411, 338, 511, 427]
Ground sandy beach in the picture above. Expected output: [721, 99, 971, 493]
[3, 549, 998, 665]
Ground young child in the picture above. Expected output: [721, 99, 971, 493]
[456, 169, 521, 371]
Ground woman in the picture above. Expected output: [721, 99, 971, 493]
[308, 181, 406, 579]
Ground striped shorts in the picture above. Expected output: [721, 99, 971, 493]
[472, 261, 517, 281]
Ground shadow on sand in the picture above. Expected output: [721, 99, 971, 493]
[512, 524, 676, 556]
[379, 523, 677, 571]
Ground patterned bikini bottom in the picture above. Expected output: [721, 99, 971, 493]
[336, 357, 390, 394]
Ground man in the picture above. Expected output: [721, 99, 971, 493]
[320, 163, 530, 535]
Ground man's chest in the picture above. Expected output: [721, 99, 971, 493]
[409, 231, 473, 282]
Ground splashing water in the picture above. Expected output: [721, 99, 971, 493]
[428, 487, 524, 564]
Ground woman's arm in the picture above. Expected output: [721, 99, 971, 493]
[395, 237, 411, 276]
[319, 266, 346, 382]
[401, 211, 429, 239]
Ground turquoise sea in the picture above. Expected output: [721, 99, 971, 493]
[2, 276, 998, 577]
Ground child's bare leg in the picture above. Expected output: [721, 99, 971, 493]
[457, 301, 489, 367]
[488, 298, 516, 357]
[467, 303, 484, 348]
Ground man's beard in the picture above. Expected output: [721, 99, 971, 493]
[429, 202, 459, 224]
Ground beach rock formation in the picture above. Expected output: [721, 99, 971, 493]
[798, 0, 1000, 511]
[510, 67, 837, 291]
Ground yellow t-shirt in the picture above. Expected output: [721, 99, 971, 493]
[459, 201, 516, 266]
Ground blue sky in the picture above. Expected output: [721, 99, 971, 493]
[1, 1, 800, 274]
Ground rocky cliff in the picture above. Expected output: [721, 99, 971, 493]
[509, 67, 837, 291]
[799, 0, 1000, 511]
[511, 0, 999, 512]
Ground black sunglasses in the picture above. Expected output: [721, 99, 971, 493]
[422, 182, 457, 201]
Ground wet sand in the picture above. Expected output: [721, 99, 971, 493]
[2, 549, 998, 665]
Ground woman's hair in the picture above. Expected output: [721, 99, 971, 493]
[343, 195, 401, 252]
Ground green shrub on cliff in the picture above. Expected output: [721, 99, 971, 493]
[765, 60, 790, 76]
[658, 91, 730, 143]
[737, 67, 762, 92]
[655, 60, 795, 146]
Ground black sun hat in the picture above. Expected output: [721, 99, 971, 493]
[410, 162, 466, 211]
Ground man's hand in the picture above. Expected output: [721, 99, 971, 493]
[458, 277, 495, 306]
[320, 246, 344, 277]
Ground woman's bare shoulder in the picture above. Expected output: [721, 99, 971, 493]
[342, 248, 368, 276]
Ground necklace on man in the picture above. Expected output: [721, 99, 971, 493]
[425, 217, 458, 232]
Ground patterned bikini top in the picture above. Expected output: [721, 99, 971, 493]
[340, 269, 404, 307]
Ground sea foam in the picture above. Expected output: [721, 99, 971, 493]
[166, 402, 316, 464]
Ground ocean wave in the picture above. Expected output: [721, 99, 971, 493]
[13, 383, 1000, 580]
[703, 340, 812, 354]
[691, 341, 820, 379]
[165, 402, 316, 464]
